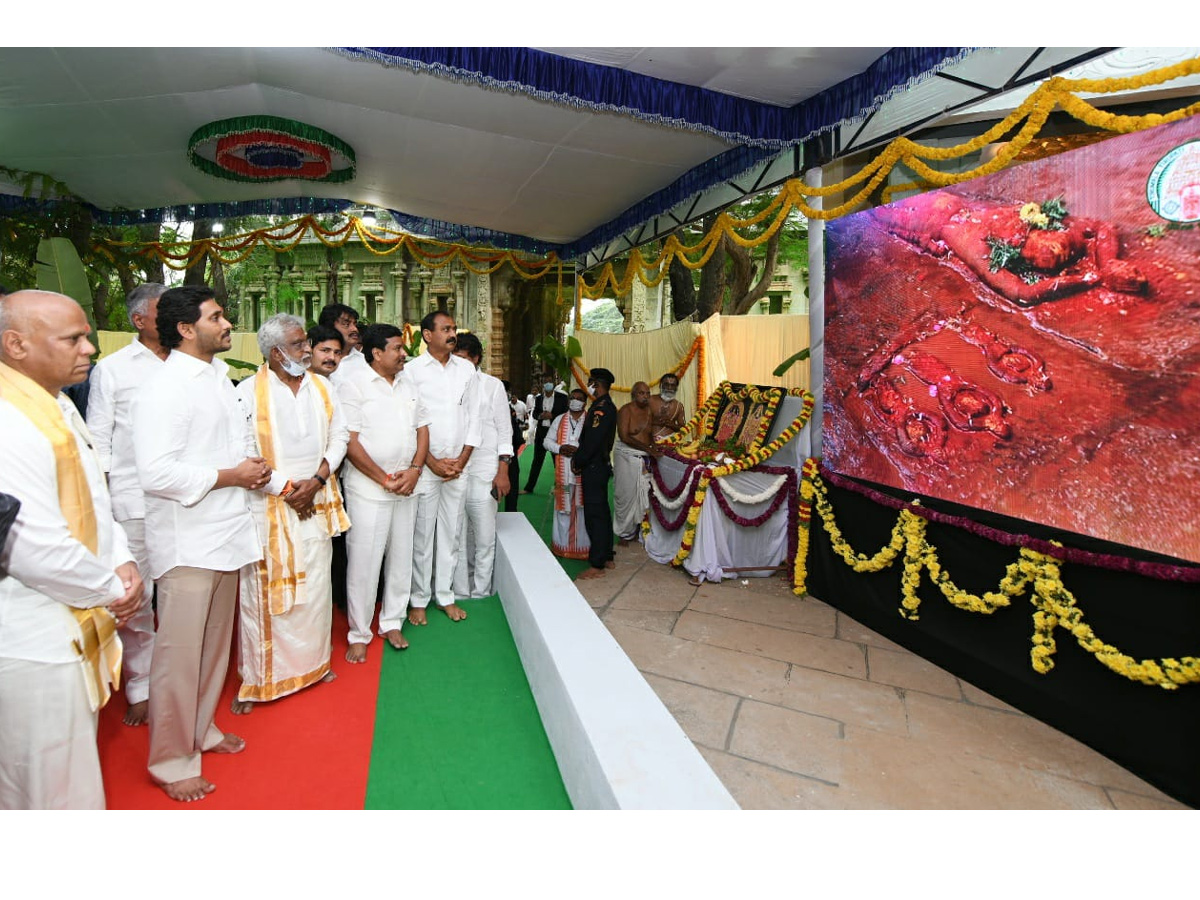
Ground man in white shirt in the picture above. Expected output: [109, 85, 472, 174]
[232, 314, 350, 713]
[0, 290, 144, 809]
[321, 303, 368, 388]
[403, 311, 481, 625]
[86, 282, 167, 726]
[133, 285, 268, 803]
[451, 332, 512, 599]
[308, 324, 345, 379]
[338, 323, 429, 661]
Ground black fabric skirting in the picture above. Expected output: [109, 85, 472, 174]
[807, 475, 1200, 808]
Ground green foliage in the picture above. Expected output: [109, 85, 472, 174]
[1039, 196, 1069, 231]
[223, 357, 259, 372]
[985, 236, 1041, 284]
[35, 237, 94, 328]
[772, 347, 810, 377]
[531, 333, 581, 383]
[580, 298, 624, 333]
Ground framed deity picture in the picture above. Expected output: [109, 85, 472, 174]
[707, 384, 786, 451]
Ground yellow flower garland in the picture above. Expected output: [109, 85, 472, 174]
[578, 55, 1200, 301]
[794, 467, 1200, 690]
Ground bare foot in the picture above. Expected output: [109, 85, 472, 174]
[230, 699, 254, 715]
[345, 643, 368, 664]
[604, 560, 616, 569]
[408, 607, 428, 626]
[519, 489, 533, 495]
[687, 575, 704, 587]
[576, 567, 607, 580]
[440, 603, 467, 622]
[321, 670, 337, 683]
[617, 537, 632, 547]
[384, 629, 409, 650]
[123, 699, 148, 727]
[162, 776, 215, 803]
[210, 733, 246, 754]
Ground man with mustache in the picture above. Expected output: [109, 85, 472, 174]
[133, 285, 267, 802]
[402, 310, 480, 626]
[232, 314, 349, 713]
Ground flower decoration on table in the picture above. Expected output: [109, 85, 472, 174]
[792, 459, 1200, 690]
[646, 385, 814, 567]
[188, 116, 357, 184]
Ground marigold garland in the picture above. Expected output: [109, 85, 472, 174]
[578, 55, 1200, 301]
[650, 383, 813, 566]
[793, 463, 1200, 690]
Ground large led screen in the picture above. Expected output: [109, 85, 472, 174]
[823, 116, 1200, 564]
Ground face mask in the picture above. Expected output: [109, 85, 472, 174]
[543, 382, 554, 392]
[586, 384, 596, 397]
[277, 348, 308, 378]
[569, 399, 585, 412]
[661, 390, 677, 402]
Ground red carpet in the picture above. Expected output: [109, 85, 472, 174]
[97, 607, 381, 809]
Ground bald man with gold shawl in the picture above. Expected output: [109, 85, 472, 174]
[232, 314, 350, 714]
[0, 291, 144, 809]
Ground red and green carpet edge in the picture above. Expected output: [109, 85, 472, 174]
[97, 448, 585, 809]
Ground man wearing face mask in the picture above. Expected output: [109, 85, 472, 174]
[651, 372, 687, 441]
[232, 314, 349, 714]
[572, 368, 618, 580]
[544, 387, 591, 560]
[521, 375, 569, 494]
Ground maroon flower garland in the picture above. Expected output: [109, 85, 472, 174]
[647, 463, 703, 531]
[648, 454, 702, 500]
[708, 466, 797, 528]
[819, 463, 1200, 583]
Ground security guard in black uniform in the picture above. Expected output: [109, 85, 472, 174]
[572, 367, 617, 578]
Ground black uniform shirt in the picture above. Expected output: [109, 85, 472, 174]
[573, 393, 617, 472]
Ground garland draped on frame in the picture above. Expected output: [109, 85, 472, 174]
[794, 460, 1200, 691]
[648, 386, 813, 566]
[578, 55, 1200, 300]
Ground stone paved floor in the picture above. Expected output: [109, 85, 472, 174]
[575, 546, 1189, 810]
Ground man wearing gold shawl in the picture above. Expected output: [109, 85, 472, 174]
[232, 314, 349, 714]
[0, 291, 144, 809]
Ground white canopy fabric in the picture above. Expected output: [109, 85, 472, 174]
[2, 46, 1185, 260]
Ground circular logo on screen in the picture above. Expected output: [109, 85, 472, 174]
[1146, 140, 1200, 222]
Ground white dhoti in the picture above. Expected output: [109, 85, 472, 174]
[237, 514, 334, 702]
[612, 439, 649, 540]
[345, 490, 418, 644]
[453, 474, 498, 599]
[117, 517, 156, 705]
[0, 657, 104, 810]
[411, 474, 468, 609]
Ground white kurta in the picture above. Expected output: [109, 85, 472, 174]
[0, 394, 133, 809]
[544, 412, 590, 560]
[86, 338, 164, 705]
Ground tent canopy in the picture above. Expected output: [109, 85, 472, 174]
[1, 47, 1191, 261]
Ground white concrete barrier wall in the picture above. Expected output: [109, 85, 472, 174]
[494, 512, 739, 810]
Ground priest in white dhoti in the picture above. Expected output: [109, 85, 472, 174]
[613, 381, 658, 544]
[545, 388, 591, 560]
[451, 332, 512, 599]
[0, 291, 144, 809]
[233, 314, 349, 713]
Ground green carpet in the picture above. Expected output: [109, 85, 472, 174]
[364, 596, 571, 809]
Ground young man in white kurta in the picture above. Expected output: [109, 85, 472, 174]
[337, 324, 430, 660]
[86, 282, 167, 726]
[0, 290, 143, 810]
[403, 312, 481, 623]
[133, 286, 267, 803]
[233, 314, 349, 710]
[452, 333, 513, 599]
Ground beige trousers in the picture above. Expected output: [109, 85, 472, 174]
[147, 566, 239, 784]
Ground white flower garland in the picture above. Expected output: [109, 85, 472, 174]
[650, 468, 701, 510]
[717, 473, 787, 505]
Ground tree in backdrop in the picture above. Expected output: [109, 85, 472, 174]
[666, 187, 808, 322]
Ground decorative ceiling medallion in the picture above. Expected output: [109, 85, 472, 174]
[188, 116, 356, 184]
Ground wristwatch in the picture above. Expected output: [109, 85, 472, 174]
[499, 455, 513, 463]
